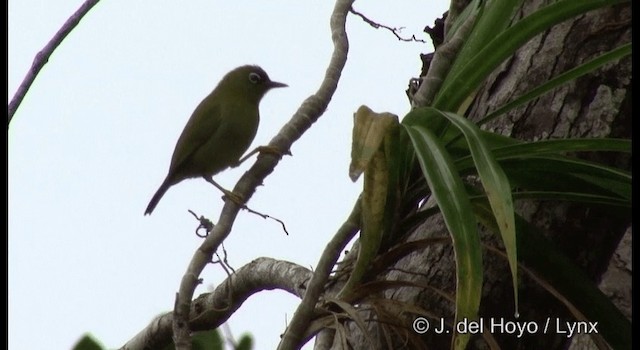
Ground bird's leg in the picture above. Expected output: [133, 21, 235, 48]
[204, 177, 245, 205]
[233, 146, 292, 167]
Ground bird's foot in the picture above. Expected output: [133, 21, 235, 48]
[220, 188, 246, 206]
[205, 177, 246, 205]
[235, 145, 291, 166]
[256, 145, 292, 158]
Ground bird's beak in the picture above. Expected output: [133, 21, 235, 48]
[268, 81, 288, 89]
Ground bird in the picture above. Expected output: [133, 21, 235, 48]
[144, 65, 287, 215]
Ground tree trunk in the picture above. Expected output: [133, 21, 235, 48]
[329, 1, 631, 349]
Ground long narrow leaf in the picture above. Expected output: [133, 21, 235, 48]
[479, 43, 631, 125]
[403, 124, 483, 350]
[432, 109, 519, 316]
[489, 138, 630, 156]
[402, 189, 629, 238]
[325, 298, 375, 347]
[499, 156, 631, 200]
[512, 191, 631, 208]
[455, 138, 631, 170]
[474, 202, 631, 350]
[434, 0, 629, 112]
[445, 0, 521, 87]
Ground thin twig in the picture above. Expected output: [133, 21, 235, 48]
[242, 205, 290, 236]
[188, 209, 215, 237]
[171, 0, 353, 347]
[8, 0, 101, 126]
[220, 243, 233, 272]
[350, 6, 427, 43]
[277, 196, 362, 350]
[212, 242, 236, 275]
[212, 252, 232, 276]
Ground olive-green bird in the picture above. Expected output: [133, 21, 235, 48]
[145, 65, 286, 215]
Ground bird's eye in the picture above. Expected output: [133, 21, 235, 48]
[248, 72, 262, 84]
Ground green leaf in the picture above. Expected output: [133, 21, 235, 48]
[236, 334, 254, 350]
[474, 202, 630, 350]
[499, 156, 631, 200]
[479, 43, 632, 125]
[444, 0, 483, 43]
[72, 334, 104, 350]
[430, 109, 519, 316]
[192, 329, 224, 350]
[512, 191, 630, 208]
[455, 138, 631, 169]
[164, 329, 224, 350]
[434, 0, 629, 112]
[445, 0, 522, 89]
[403, 123, 483, 350]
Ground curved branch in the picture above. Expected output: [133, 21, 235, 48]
[278, 196, 362, 350]
[121, 258, 312, 350]
[172, 0, 353, 347]
[8, 0, 101, 127]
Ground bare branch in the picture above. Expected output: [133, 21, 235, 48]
[121, 258, 311, 350]
[350, 7, 427, 43]
[241, 204, 290, 236]
[278, 196, 362, 350]
[171, 0, 353, 347]
[212, 243, 236, 275]
[411, 5, 479, 108]
[8, 0, 101, 127]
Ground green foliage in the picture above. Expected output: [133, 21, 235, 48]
[400, 107, 630, 349]
[404, 121, 483, 350]
[434, 0, 629, 113]
[474, 202, 631, 349]
[410, 107, 520, 317]
[192, 329, 224, 350]
[71, 334, 104, 350]
[163, 329, 224, 350]
[393, 1, 630, 349]
[401, 113, 630, 349]
[235, 333, 254, 350]
[478, 43, 631, 125]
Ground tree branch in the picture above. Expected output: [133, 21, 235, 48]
[278, 196, 362, 350]
[171, 0, 353, 347]
[411, 3, 478, 108]
[121, 258, 311, 350]
[8, 0, 101, 127]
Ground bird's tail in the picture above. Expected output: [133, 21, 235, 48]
[145, 178, 172, 215]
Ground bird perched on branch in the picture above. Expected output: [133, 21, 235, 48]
[145, 65, 287, 215]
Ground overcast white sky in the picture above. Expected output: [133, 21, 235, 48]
[8, 1, 448, 349]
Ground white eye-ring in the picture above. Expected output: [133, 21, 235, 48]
[248, 72, 262, 84]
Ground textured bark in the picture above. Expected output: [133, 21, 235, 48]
[331, 1, 631, 349]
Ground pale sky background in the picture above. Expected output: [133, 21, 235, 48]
[8, 1, 448, 349]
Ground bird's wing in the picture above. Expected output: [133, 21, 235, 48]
[168, 100, 222, 175]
